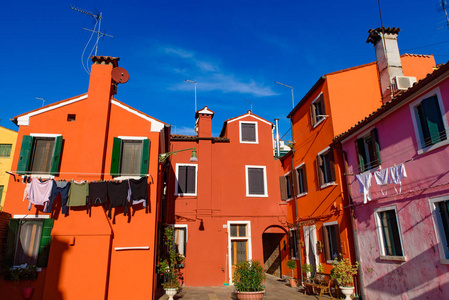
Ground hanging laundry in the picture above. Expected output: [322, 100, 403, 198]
[128, 177, 148, 207]
[26, 178, 53, 211]
[356, 172, 373, 204]
[68, 181, 89, 207]
[89, 181, 108, 207]
[373, 168, 389, 196]
[389, 163, 407, 193]
[107, 181, 129, 217]
[46, 180, 71, 214]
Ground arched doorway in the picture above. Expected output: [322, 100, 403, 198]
[262, 226, 288, 277]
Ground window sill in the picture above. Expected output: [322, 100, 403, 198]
[240, 141, 259, 144]
[380, 255, 406, 262]
[312, 118, 326, 128]
[320, 182, 337, 190]
[440, 259, 449, 265]
[417, 139, 449, 155]
[113, 175, 147, 181]
[174, 194, 197, 197]
[246, 194, 268, 198]
[296, 192, 307, 198]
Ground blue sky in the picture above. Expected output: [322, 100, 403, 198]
[2, 0, 449, 140]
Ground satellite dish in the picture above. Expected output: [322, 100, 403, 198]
[111, 67, 130, 84]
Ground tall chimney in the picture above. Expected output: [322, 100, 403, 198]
[367, 27, 403, 103]
[195, 106, 214, 138]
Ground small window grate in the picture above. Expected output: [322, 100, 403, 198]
[67, 114, 76, 122]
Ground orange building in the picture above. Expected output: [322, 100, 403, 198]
[164, 108, 290, 286]
[1, 56, 169, 300]
[282, 27, 436, 292]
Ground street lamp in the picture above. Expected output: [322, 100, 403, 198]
[275, 81, 294, 109]
[159, 147, 198, 163]
[185, 79, 197, 112]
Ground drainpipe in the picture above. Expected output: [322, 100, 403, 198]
[275, 119, 280, 157]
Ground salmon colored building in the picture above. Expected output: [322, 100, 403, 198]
[281, 27, 436, 295]
[163, 108, 290, 286]
[0, 126, 18, 209]
[1, 56, 169, 300]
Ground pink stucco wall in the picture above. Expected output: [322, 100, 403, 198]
[342, 77, 449, 299]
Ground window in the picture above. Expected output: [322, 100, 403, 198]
[228, 222, 251, 271]
[310, 93, 326, 126]
[279, 172, 292, 200]
[289, 228, 299, 259]
[322, 222, 341, 262]
[0, 144, 12, 157]
[17, 135, 62, 175]
[0, 185, 4, 204]
[295, 164, 308, 196]
[375, 207, 404, 258]
[246, 165, 268, 197]
[316, 148, 336, 187]
[110, 137, 150, 177]
[4, 218, 54, 267]
[174, 226, 187, 256]
[175, 164, 197, 196]
[411, 91, 448, 153]
[230, 224, 248, 237]
[430, 197, 449, 262]
[240, 121, 258, 143]
[355, 129, 381, 172]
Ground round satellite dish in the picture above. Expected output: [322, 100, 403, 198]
[111, 67, 130, 84]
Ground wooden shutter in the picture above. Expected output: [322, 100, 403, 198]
[279, 176, 288, 200]
[329, 150, 336, 182]
[310, 103, 317, 126]
[177, 166, 187, 194]
[421, 96, 446, 145]
[292, 166, 299, 196]
[371, 128, 381, 167]
[17, 135, 33, 174]
[248, 168, 264, 195]
[50, 136, 63, 175]
[110, 137, 122, 176]
[186, 166, 196, 194]
[140, 139, 151, 176]
[37, 218, 54, 267]
[355, 138, 365, 173]
[322, 225, 331, 261]
[3, 219, 19, 267]
[241, 123, 256, 142]
[316, 155, 324, 186]
[319, 95, 326, 115]
[302, 166, 308, 193]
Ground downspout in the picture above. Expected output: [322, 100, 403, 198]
[275, 119, 281, 157]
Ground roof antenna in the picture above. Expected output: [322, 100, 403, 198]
[245, 99, 253, 112]
[35, 97, 45, 107]
[437, 0, 449, 29]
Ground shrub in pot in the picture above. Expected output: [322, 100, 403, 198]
[233, 260, 265, 300]
[286, 260, 297, 287]
[300, 263, 313, 281]
[331, 255, 359, 300]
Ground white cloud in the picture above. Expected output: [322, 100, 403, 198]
[173, 126, 196, 135]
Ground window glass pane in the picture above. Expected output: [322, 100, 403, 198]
[186, 166, 196, 194]
[286, 176, 292, 198]
[241, 123, 256, 142]
[31, 138, 55, 173]
[121, 140, 142, 175]
[327, 225, 339, 260]
[0, 144, 12, 157]
[14, 220, 42, 265]
[379, 210, 403, 256]
[230, 225, 237, 237]
[174, 228, 186, 256]
[238, 225, 246, 237]
[236, 241, 247, 263]
[321, 153, 332, 183]
[298, 168, 305, 194]
[436, 201, 449, 258]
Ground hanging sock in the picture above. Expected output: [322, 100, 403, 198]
[356, 172, 373, 204]
[373, 168, 389, 196]
[389, 163, 407, 193]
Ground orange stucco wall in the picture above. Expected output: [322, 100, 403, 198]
[166, 112, 289, 286]
[1, 59, 165, 300]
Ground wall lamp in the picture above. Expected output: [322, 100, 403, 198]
[159, 147, 198, 163]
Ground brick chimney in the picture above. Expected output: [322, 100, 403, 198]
[195, 106, 214, 137]
[367, 27, 403, 103]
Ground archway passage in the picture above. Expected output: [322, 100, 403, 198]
[262, 226, 288, 278]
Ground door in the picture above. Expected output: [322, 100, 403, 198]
[228, 222, 251, 283]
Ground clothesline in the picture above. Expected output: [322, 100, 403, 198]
[6, 170, 150, 177]
[344, 157, 414, 176]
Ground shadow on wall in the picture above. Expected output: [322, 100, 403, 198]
[365, 245, 449, 299]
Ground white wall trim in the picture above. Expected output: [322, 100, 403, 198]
[239, 121, 259, 144]
[13, 215, 50, 219]
[245, 165, 268, 197]
[174, 163, 198, 196]
[30, 133, 62, 138]
[117, 136, 147, 140]
[112, 100, 165, 132]
[227, 113, 272, 126]
[374, 205, 406, 258]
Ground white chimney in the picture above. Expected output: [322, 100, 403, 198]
[367, 27, 403, 103]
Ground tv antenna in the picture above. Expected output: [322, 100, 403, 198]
[70, 6, 114, 74]
[245, 99, 253, 112]
[438, 0, 449, 29]
[36, 97, 45, 107]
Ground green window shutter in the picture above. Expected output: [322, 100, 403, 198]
[110, 137, 122, 176]
[421, 96, 446, 146]
[3, 219, 19, 267]
[355, 138, 366, 173]
[17, 135, 33, 174]
[371, 128, 381, 167]
[50, 136, 63, 175]
[36, 218, 54, 267]
[140, 139, 150, 176]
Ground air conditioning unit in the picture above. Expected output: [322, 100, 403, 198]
[392, 76, 417, 91]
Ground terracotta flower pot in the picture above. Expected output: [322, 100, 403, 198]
[236, 290, 265, 300]
[289, 278, 297, 287]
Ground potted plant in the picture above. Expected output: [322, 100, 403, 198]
[330, 255, 359, 300]
[157, 226, 182, 300]
[300, 263, 313, 282]
[286, 260, 297, 287]
[233, 260, 265, 300]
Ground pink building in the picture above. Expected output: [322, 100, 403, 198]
[334, 62, 449, 299]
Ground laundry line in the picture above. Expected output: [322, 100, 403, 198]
[6, 170, 150, 177]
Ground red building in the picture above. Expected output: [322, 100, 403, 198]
[1, 56, 169, 300]
[164, 107, 289, 286]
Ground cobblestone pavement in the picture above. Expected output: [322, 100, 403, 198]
[157, 274, 332, 300]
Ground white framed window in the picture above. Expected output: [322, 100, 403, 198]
[289, 228, 300, 259]
[245, 165, 268, 197]
[322, 221, 341, 263]
[410, 87, 449, 155]
[295, 163, 308, 196]
[430, 196, 449, 264]
[227, 221, 252, 284]
[175, 163, 198, 196]
[310, 93, 326, 127]
[374, 206, 406, 261]
[239, 121, 258, 144]
[279, 171, 292, 201]
[173, 225, 188, 257]
[316, 147, 336, 188]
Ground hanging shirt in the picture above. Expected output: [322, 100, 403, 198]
[356, 172, 372, 204]
[373, 168, 389, 196]
[89, 181, 108, 205]
[107, 181, 129, 217]
[27, 178, 53, 211]
[389, 163, 407, 193]
[68, 181, 89, 207]
[46, 180, 71, 214]
[129, 177, 148, 207]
